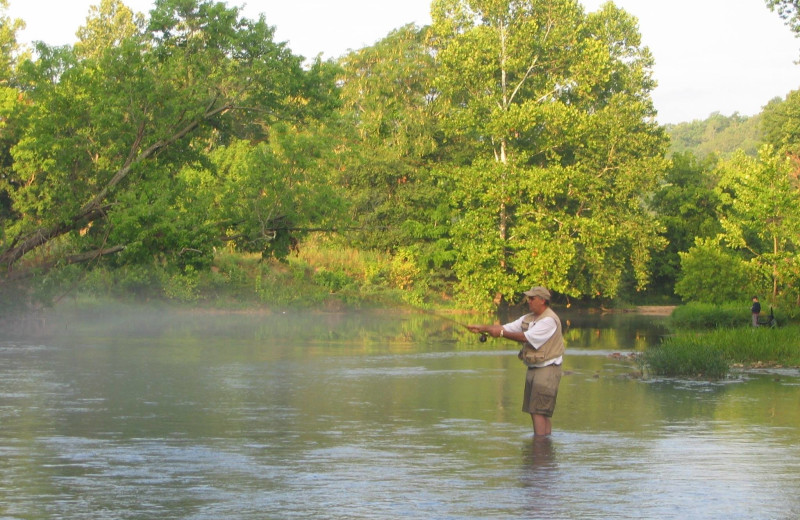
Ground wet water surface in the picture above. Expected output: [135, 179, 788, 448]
[1, 307, 799, 519]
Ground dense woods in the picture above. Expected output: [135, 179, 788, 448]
[2, 0, 800, 313]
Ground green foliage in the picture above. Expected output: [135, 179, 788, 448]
[336, 24, 454, 277]
[1, 0, 335, 282]
[160, 265, 200, 302]
[675, 238, 757, 303]
[209, 131, 345, 260]
[0, 0, 25, 79]
[767, 0, 800, 34]
[645, 324, 800, 379]
[5, 0, 800, 312]
[761, 90, 800, 158]
[83, 263, 159, 298]
[312, 267, 354, 293]
[716, 148, 800, 301]
[74, 0, 143, 61]
[666, 112, 762, 158]
[648, 152, 722, 296]
[675, 145, 800, 305]
[432, 0, 668, 309]
[643, 339, 731, 379]
[0, 2, 26, 230]
[668, 302, 752, 329]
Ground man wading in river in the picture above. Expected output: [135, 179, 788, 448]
[468, 286, 565, 437]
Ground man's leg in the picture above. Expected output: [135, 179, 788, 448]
[532, 413, 552, 436]
[524, 364, 561, 436]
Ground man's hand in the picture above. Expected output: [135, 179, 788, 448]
[467, 324, 503, 337]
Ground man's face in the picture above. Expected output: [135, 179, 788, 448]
[527, 295, 547, 314]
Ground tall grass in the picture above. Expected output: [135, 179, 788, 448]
[668, 302, 750, 329]
[712, 326, 800, 365]
[643, 337, 730, 379]
[644, 325, 800, 379]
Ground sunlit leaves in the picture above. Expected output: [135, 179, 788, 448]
[335, 23, 453, 277]
[767, 0, 800, 34]
[1, 0, 331, 276]
[679, 146, 800, 303]
[433, 0, 667, 307]
[74, 0, 143, 60]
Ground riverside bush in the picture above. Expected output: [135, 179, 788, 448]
[643, 324, 800, 379]
[643, 337, 730, 379]
[713, 326, 800, 366]
[669, 302, 749, 329]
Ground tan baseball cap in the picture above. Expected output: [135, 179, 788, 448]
[523, 286, 551, 300]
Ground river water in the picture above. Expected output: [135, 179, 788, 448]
[1, 305, 799, 519]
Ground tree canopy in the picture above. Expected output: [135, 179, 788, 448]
[431, 0, 667, 308]
[1, 0, 341, 282]
[1, 0, 799, 311]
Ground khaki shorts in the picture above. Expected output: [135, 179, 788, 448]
[522, 364, 562, 417]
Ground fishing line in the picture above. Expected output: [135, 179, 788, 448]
[409, 306, 488, 342]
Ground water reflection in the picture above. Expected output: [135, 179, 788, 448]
[520, 436, 557, 469]
[1, 306, 799, 519]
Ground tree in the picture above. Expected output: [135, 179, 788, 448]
[648, 152, 722, 296]
[714, 147, 800, 302]
[0, 0, 25, 227]
[209, 124, 344, 261]
[675, 237, 755, 303]
[336, 24, 455, 289]
[766, 0, 800, 34]
[74, 0, 144, 61]
[431, 0, 668, 309]
[761, 90, 800, 163]
[666, 112, 762, 158]
[0, 0, 24, 78]
[0, 0, 338, 289]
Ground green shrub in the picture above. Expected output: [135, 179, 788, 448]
[161, 265, 200, 302]
[675, 238, 757, 303]
[643, 337, 730, 379]
[712, 326, 800, 366]
[363, 261, 389, 286]
[643, 325, 800, 378]
[312, 267, 354, 292]
[105, 264, 159, 298]
[669, 302, 750, 329]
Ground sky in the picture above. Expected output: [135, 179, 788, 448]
[5, 0, 800, 124]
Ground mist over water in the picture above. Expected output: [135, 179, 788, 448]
[1, 304, 799, 519]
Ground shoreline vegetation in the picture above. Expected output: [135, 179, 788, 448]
[642, 302, 800, 379]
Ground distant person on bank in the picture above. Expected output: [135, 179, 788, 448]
[468, 286, 565, 437]
[751, 296, 761, 327]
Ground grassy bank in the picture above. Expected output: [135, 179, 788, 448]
[14, 236, 459, 314]
[643, 326, 800, 378]
[643, 302, 800, 378]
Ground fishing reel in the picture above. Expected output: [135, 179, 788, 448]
[479, 333, 488, 343]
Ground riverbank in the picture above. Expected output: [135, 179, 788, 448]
[644, 324, 800, 378]
[635, 305, 677, 316]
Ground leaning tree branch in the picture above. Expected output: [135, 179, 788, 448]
[0, 204, 113, 272]
[4, 244, 125, 282]
[1, 101, 235, 274]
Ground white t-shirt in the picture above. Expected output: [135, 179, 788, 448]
[502, 314, 563, 367]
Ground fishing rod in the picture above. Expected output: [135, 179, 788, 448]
[412, 306, 489, 342]
[368, 293, 490, 342]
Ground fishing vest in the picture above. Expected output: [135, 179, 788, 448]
[517, 306, 565, 367]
